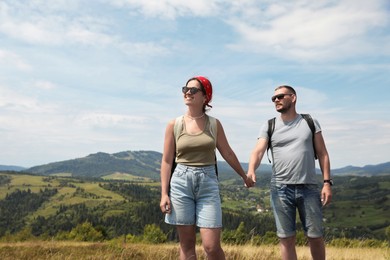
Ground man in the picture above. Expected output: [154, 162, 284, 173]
[247, 85, 332, 260]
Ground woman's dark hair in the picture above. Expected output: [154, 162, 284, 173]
[186, 78, 207, 96]
[186, 78, 208, 113]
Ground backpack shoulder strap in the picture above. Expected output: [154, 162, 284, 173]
[171, 116, 183, 175]
[266, 117, 276, 163]
[301, 114, 317, 159]
[267, 117, 276, 147]
[207, 115, 219, 176]
[301, 114, 315, 134]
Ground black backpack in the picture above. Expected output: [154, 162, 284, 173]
[266, 114, 317, 163]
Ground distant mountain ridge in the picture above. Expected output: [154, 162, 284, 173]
[22, 151, 272, 181]
[2, 151, 389, 179]
[331, 162, 390, 176]
[26, 151, 162, 180]
[0, 165, 26, 171]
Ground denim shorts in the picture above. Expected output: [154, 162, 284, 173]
[270, 183, 323, 238]
[165, 164, 222, 228]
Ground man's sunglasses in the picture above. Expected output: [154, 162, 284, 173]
[271, 93, 294, 102]
[182, 86, 203, 94]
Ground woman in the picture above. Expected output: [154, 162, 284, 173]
[159, 76, 254, 260]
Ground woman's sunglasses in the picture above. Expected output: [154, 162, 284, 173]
[182, 86, 202, 94]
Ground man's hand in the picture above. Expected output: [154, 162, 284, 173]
[321, 184, 332, 206]
[244, 175, 256, 188]
[245, 172, 256, 188]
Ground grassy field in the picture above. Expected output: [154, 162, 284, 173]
[102, 172, 153, 182]
[0, 173, 126, 220]
[0, 241, 388, 260]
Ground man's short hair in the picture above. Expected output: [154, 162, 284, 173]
[275, 85, 296, 95]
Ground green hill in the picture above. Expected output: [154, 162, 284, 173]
[0, 171, 389, 242]
[26, 151, 162, 180]
[22, 150, 390, 180]
[3, 150, 387, 242]
[23, 150, 274, 181]
[331, 162, 390, 176]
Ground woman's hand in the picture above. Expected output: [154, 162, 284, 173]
[243, 175, 256, 188]
[160, 195, 171, 214]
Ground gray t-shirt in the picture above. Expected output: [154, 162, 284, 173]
[258, 114, 321, 184]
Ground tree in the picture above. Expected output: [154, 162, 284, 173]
[67, 222, 103, 242]
[222, 222, 249, 245]
[142, 224, 167, 244]
[385, 225, 390, 244]
[261, 231, 279, 245]
[295, 231, 308, 246]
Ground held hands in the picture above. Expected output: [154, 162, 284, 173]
[243, 171, 256, 188]
[243, 174, 256, 188]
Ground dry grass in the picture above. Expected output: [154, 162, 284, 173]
[0, 241, 388, 260]
[225, 244, 389, 260]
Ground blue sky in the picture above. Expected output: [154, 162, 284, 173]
[0, 0, 389, 169]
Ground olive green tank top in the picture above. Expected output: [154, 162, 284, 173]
[175, 115, 216, 166]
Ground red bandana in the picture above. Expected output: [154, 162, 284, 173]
[193, 76, 213, 108]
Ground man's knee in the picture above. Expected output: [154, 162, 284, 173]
[280, 236, 296, 247]
[308, 236, 324, 245]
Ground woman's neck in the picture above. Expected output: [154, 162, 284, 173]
[185, 112, 205, 120]
[185, 108, 205, 120]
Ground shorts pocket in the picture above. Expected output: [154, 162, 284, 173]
[173, 167, 186, 177]
[201, 167, 218, 181]
[271, 183, 287, 192]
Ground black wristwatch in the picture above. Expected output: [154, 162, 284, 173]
[324, 179, 333, 186]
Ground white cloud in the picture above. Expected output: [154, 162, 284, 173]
[0, 2, 110, 46]
[75, 112, 150, 129]
[294, 87, 328, 112]
[0, 1, 170, 58]
[34, 80, 58, 90]
[117, 41, 169, 57]
[226, 0, 389, 60]
[0, 49, 31, 70]
[107, 0, 220, 19]
[0, 0, 389, 168]
[0, 85, 55, 113]
[66, 25, 113, 46]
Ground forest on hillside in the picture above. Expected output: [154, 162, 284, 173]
[0, 172, 389, 245]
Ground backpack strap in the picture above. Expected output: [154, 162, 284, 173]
[300, 114, 317, 159]
[266, 114, 317, 163]
[171, 116, 183, 175]
[266, 117, 276, 163]
[208, 116, 218, 176]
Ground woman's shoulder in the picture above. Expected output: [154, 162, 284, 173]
[206, 114, 218, 121]
[168, 115, 184, 124]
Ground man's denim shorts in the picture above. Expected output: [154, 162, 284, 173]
[270, 183, 324, 238]
[165, 164, 222, 228]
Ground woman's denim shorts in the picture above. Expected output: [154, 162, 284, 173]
[165, 163, 222, 228]
[270, 183, 324, 238]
